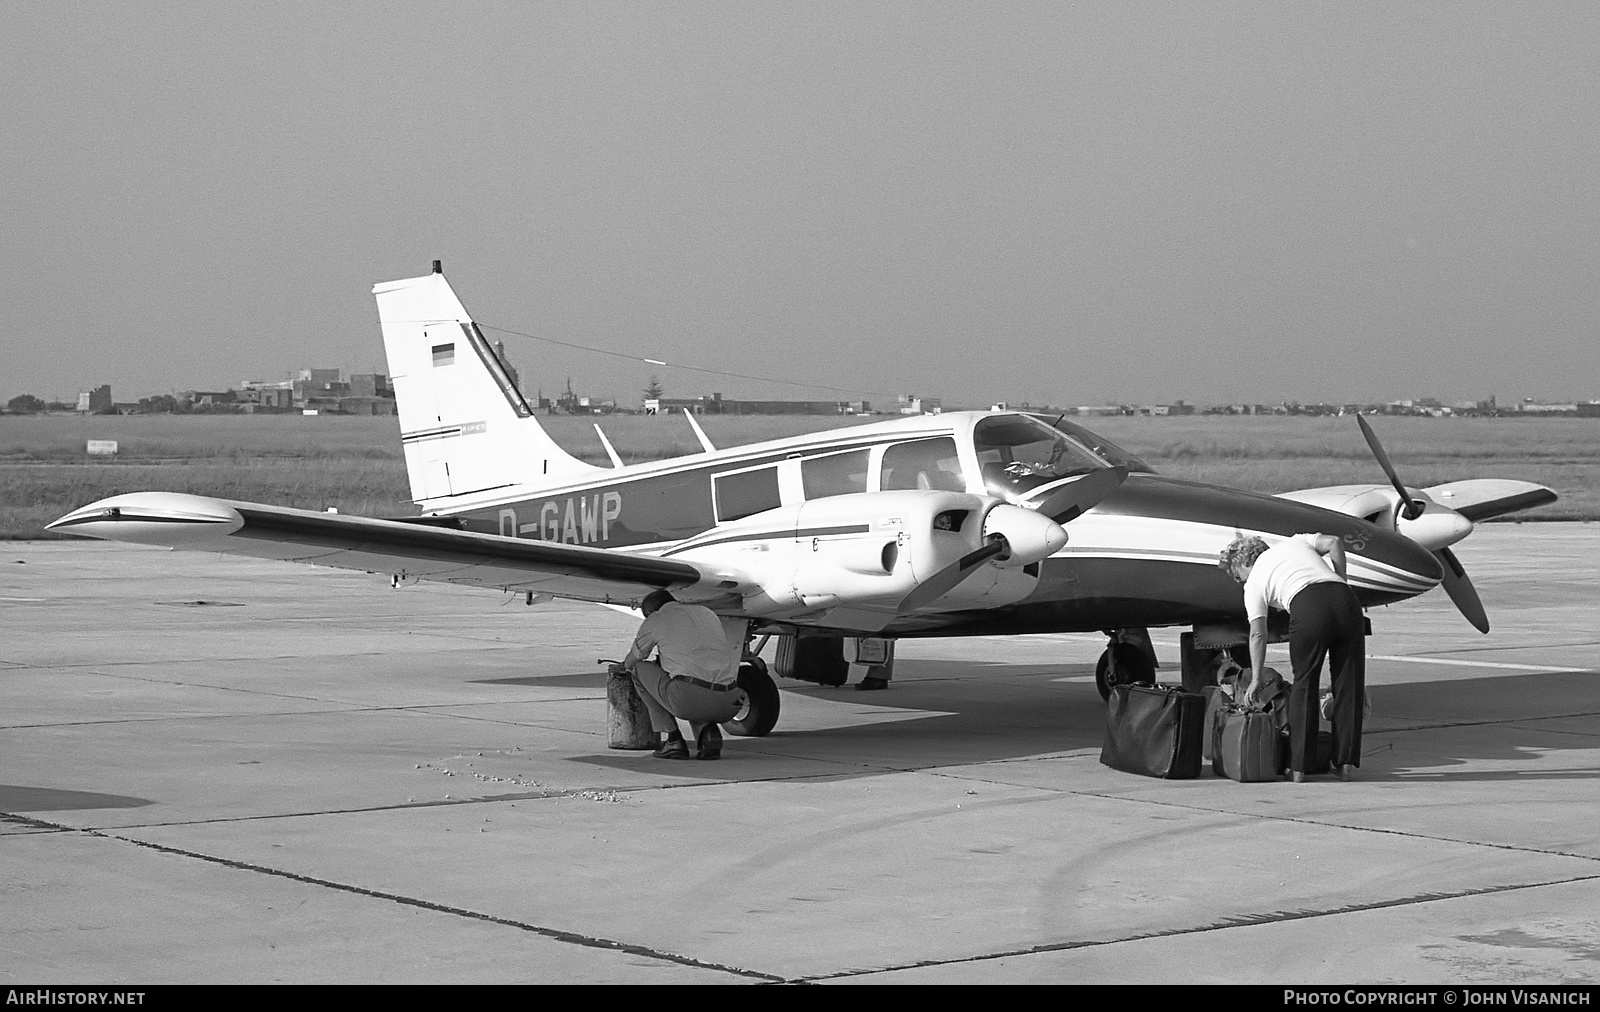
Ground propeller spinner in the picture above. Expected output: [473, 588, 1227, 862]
[895, 468, 1127, 614]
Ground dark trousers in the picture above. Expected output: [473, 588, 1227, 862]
[1286, 581, 1366, 771]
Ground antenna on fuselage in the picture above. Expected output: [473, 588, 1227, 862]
[683, 408, 716, 453]
[593, 424, 624, 468]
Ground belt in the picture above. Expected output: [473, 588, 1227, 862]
[672, 675, 740, 692]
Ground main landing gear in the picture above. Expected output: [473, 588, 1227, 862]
[721, 657, 781, 738]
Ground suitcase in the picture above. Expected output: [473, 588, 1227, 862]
[1201, 685, 1228, 759]
[1100, 684, 1205, 779]
[1212, 706, 1281, 782]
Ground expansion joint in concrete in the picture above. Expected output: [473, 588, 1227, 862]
[9, 812, 785, 984]
[792, 870, 1600, 983]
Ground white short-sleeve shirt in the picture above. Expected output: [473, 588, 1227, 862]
[1243, 534, 1345, 622]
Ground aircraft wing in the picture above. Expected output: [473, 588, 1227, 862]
[1418, 479, 1559, 522]
[47, 492, 743, 606]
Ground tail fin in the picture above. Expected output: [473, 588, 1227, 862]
[373, 268, 599, 506]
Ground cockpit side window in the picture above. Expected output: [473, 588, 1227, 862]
[881, 437, 965, 492]
[801, 448, 871, 500]
[974, 415, 1107, 497]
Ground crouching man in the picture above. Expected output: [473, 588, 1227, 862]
[610, 589, 746, 760]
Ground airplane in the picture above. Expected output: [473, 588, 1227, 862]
[49, 264, 1558, 739]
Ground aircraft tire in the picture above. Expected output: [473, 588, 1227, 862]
[1095, 643, 1156, 701]
[723, 659, 781, 737]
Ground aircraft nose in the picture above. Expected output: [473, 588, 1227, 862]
[982, 503, 1068, 566]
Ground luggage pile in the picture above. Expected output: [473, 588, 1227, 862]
[1100, 666, 1337, 782]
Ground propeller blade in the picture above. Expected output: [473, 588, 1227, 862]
[1356, 415, 1425, 521]
[896, 538, 1008, 613]
[1435, 546, 1489, 634]
[1032, 466, 1130, 523]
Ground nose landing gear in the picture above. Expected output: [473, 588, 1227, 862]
[1094, 628, 1158, 700]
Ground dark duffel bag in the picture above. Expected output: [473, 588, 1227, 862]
[1100, 684, 1205, 779]
[1213, 705, 1281, 782]
[1279, 728, 1335, 776]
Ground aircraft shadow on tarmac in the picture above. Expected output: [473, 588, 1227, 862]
[561, 661, 1598, 785]
[0, 785, 153, 813]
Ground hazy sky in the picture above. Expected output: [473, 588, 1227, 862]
[4, 2, 1598, 408]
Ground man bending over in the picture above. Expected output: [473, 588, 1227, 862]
[611, 590, 746, 760]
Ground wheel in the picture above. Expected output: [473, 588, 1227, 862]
[722, 659, 781, 737]
[1095, 643, 1157, 701]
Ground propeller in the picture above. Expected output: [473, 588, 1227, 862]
[1356, 415, 1426, 521]
[1437, 546, 1489, 633]
[1356, 416, 1488, 633]
[895, 469, 1125, 615]
[896, 537, 1010, 614]
[1031, 466, 1130, 523]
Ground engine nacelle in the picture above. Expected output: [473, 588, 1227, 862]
[670, 490, 1061, 619]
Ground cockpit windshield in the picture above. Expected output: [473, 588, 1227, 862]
[974, 415, 1114, 497]
[1025, 414, 1156, 475]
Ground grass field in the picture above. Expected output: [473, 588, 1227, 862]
[2, 412, 1592, 538]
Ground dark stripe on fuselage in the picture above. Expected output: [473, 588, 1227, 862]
[879, 552, 1428, 639]
[664, 524, 873, 556]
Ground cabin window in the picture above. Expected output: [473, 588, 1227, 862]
[714, 466, 782, 522]
[880, 437, 964, 492]
[801, 449, 871, 500]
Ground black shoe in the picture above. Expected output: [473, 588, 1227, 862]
[653, 737, 690, 760]
[855, 676, 889, 691]
[695, 724, 722, 760]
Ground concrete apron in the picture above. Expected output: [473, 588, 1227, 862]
[1, 527, 1596, 983]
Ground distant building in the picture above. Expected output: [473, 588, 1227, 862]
[181, 390, 236, 410]
[238, 381, 294, 411]
[1515, 399, 1577, 414]
[898, 395, 941, 415]
[298, 368, 341, 387]
[77, 385, 112, 414]
[347, 373, 390, 399]
[653, 392, 867, 415]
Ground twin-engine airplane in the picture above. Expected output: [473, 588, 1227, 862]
[51, 265, 1557, 737]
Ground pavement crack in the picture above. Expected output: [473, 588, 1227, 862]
[12, 814, 782, 983]
[790, 871, 1600, 982]
[1073, 789, 1600, 865]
